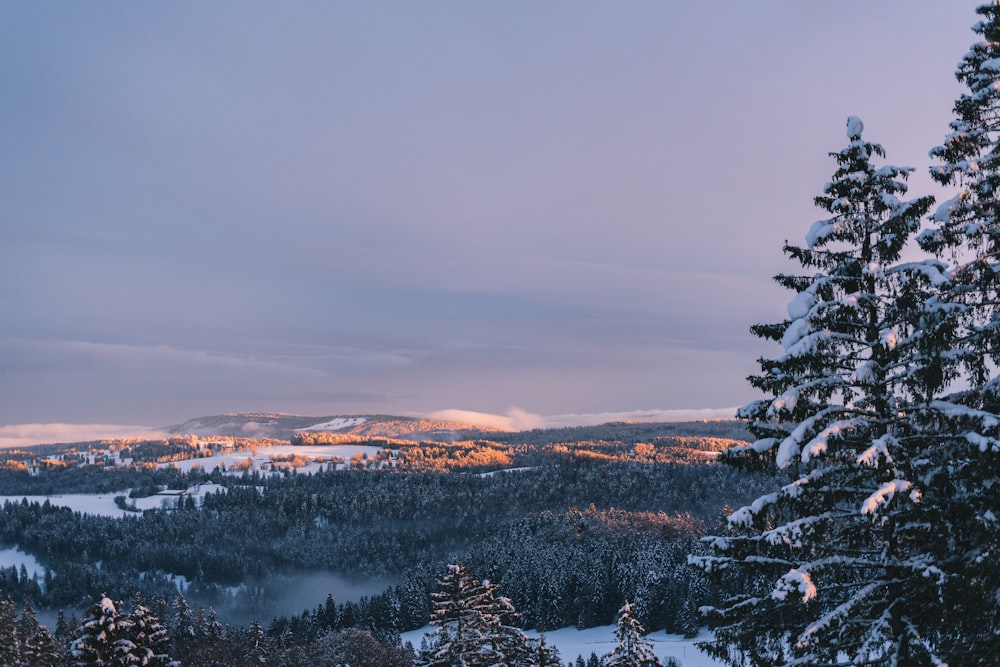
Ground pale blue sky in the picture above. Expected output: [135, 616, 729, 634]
[0, 2, 982, 427]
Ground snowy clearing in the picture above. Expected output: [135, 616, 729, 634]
[0, 483, 227, 518]
[400, 625, 724, 666]
[0, 547, 45, 580]
[158, 443, 384, 475]
[296, 417, 368, 432]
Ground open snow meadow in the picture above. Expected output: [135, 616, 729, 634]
[400, 625, 725, 666]
[0, 483, 228, 517]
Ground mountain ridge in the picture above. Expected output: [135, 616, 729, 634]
[165, 412, 751, 444]
[165, 412, 508, 442]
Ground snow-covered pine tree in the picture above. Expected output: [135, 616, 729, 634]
[417, 562, 539, 667]
[18, 599, 63, 667]
[918, 3, 1000, 662]
[691, 119, 956, 666]
[602, 600, 662, 667]
[71, 595, 131, 667]
[0, 594, 21, 666]
[534, 633, 563, 667]
[244, 618, 269, 665]
[55, 609, 71, 646]
[124, 592, 175, 666]
[169, 592, 196, 664]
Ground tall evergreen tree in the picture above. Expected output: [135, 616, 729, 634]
[602, 601, 662, 667]
[123, 592, 174, 666]
[919, 3, 1000, 662]
[692, 119, 955, 666]
[71, 595, 130, 667]
[417, 562, 541, 667]
[169, 592, 196, 664]
[18, 600, 62, 667]
[244, 618, 270, 665]
[0, 593, 21, 666]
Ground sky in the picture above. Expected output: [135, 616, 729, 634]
[0, 1, 985, 434]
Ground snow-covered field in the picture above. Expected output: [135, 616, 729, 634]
[160, 443, 384, 474]
[0, 483, 227, 518]
[401, 625, 725, 666]
[0, 546, 45, 580]
[295, 417, 368, 432]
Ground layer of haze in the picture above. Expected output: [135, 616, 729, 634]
[0, 2, 981, 428]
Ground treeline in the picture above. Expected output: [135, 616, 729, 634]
[482, 420, 752, 447]
[0, 465, 192, 496]
[0, 589, 415, 667]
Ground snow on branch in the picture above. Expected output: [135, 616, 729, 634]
[891, 261, 952, 287]
[768, 389, 799, 417]
[966, 431, 1000, 451]
[980, 57, 1000, 72]
[781, 317, 813, 351]
[762, 512, 834, 548]
[806, 219, 843, 249]
[728, 492, 780, 528]
[850, 360, 877, 385]
[930, 400, 1000, 428]
[906, 618, 950, 667]
[860, 479, 914, 515]
[797, 581, 879, 649]
[772, 568, 817, 603]
[856, 435, 895, 467]
[787, 286, 818, 320]
[801, 418, 858, 464]
[930, 194, 961, 223]
[774, 410, 844, 469]
[728, 470, 833, 528]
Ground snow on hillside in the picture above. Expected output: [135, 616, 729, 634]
[401, 625, 725, 666]
[296, 417, 367, 432]
[159, 443, 383, 474]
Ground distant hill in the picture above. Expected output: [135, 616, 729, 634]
[165, 413, 506, 442]
[165, 412, 752, 444]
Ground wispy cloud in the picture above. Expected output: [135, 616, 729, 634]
[425, 407, 545, 431]
[540, 407, 738, 427]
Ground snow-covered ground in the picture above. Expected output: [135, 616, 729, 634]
[400, 625, 725, 666]
[295, 417, 367, 432]
[0, 546, 45, 580]
[0, 483, 227, 518]
[160, 443, 384, 474]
